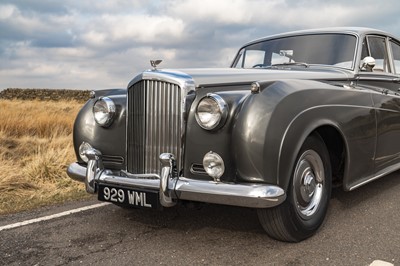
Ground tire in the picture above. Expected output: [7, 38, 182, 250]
[257, 133, 332, 242]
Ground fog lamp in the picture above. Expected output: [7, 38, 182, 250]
[203, 151, 225, 182]
[79, 142, 93, 163]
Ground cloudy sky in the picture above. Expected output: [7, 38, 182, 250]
[1, 0, 400, 90]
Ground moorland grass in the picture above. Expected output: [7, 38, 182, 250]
[0, 99, 90, 214]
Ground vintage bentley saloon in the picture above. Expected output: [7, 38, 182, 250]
[67, 28, 400, 242]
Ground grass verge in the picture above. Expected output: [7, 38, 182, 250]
[0, 99, 90, 215]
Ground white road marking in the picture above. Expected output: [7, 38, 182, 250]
[370, 260, 394, 266]
[0, 202, 110, 232]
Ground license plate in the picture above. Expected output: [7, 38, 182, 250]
[98, 185, 159, 209]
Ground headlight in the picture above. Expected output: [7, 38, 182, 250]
[203, 151, 225, 182]
[93, 97, 116, 127]
[79, 142, 93, 163]
[195, 94, 228, 130]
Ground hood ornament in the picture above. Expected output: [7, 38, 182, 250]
[150, 60, 162, 70]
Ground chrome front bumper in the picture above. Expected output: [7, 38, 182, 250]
[67, 149, 286, 209]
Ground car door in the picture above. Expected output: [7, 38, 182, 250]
[357, 35, 400, 174]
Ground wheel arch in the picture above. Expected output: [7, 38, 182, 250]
[277, 117, 349, 192]
[233, 79, 361, 188]
[315, 126, 347, 187]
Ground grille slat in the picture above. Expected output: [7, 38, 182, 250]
[128, 80, 182, 174]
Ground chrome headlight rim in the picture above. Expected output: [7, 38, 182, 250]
[195, 93, 229, 131]
[93, 96, 116, 127]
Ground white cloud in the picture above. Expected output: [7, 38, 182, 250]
[0, 4, 42, 31]
[168, 0, 279, 24]
[1, 0, 400, 90]
[65, 0, 148, 15]
[0, 4, 17, 19]
[166, 0, 371, 29]
[81, 14, 185, 47]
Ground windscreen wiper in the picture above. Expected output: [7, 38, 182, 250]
[269, 62, 310, 68]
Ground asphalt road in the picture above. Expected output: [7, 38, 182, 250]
[1, 171, 399, 265]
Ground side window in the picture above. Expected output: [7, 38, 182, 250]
[243, 50, 265, 68]
[390, 40, 400, 74]
[361, 38, 369, 59]
[271, 50, 293, 65]
[367, 36, 390, 73]
[233, 49, 244, 68]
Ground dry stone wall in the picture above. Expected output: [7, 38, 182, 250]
[0, 88, 91, 102]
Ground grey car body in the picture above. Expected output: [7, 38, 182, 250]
[67, 27, 400, 242]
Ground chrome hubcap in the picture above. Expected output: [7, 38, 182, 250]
[301, 171, 316, 202]
[293, 150, 325, 219]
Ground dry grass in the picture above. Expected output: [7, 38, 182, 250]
[0, 99, 90, 215]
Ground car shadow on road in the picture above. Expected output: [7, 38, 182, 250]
[113, 201, 265, 234]
[104, 169, 400, 241]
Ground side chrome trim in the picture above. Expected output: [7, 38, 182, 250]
[348, 163, 400, 191]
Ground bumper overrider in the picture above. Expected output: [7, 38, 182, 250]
[67, 147, 286, 208]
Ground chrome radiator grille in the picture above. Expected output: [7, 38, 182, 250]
[127, 80, 182, 174]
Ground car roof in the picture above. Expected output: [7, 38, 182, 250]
[242, 27, 397, 47]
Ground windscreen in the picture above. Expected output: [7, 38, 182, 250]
[233, 34, 357, 70]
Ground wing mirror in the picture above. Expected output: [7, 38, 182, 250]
[360, 56, 376, 72]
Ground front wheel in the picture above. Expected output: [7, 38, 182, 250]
[257, 133, 332, 242]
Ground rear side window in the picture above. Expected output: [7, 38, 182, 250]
[390, 40, 400, 74]
[367, 36, 390, 72]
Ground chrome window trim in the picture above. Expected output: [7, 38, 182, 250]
[231, 32, 360, 71]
